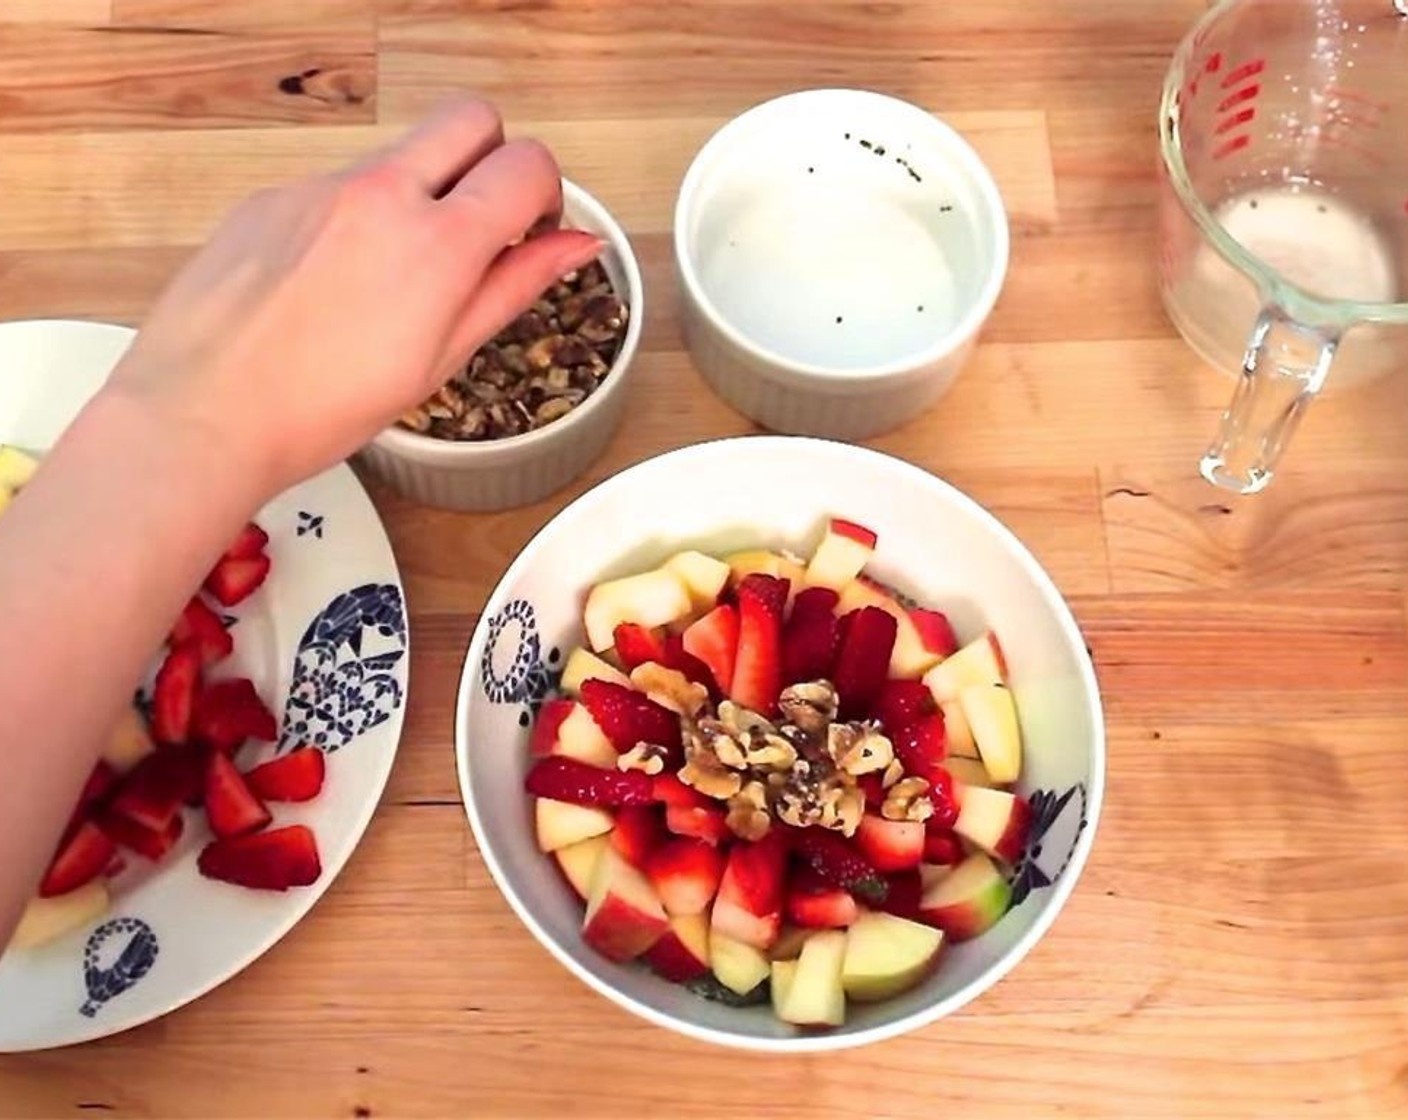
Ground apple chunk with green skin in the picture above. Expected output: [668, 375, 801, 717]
[6, 881, 110, 952]
[842, 911, 945, 1001]
[777, 929, 847, 1027]
[663, 550, 731, 613]
[582, 848, 670, 962]
[919, 852, 1012, 941]
[958, 682, 1021, 783]
[554, 834, 610, 899]
[954, 785, 1031, 864]
[923, 632, 1007, 702]
[645, 913, 711, 982]
[583, 568, 693, 652]
[803, 517, 876, 591]
[559, 647, 631, 695]
[710, 933, 771, 996]
[535, 797, 614, 853]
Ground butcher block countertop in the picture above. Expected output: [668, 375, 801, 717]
[4, 1, 1408, 1117]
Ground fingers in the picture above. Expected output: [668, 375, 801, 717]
[363, 96, 504, 197]
[437, 139, 566, 273]
[439, 229, 604, 371]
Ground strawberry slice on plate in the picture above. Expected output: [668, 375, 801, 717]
[223, 522, 269, 561]
[892, 712, 948, 785]
[150, 644, 202, 745]
[99, 806, 185, 862]
[832, 606, 898, 720]
[787, 867, 860, 929]
[39, 821, 117, 898]
[613, 623, 667, 671]
[243, 747, 325, 802]
[664, 803, 729, 846]
[871, 679, 936, 735]
[525, 755, 655, 807]
[781, 586, 840, 685]
[578, 679, 682, 757]
[730, 574, 788, 715]
[204, 751, 272, 839]
[198, 825, 321, 891]
[169, 596, 234, 666]
[192, 678, 278, 754]
[645, 837, 725, 916]
[205, 553, 271, 608]
[788, 826, 887, 904]
[108, 748, 202, 832]
[682, 604, 738, 694]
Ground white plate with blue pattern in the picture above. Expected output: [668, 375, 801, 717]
[0, 320, 409, 1051]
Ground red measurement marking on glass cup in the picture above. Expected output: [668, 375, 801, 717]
[1217, 84, 1260, 112]
[1325, 85, 1390, 113]
[1215, 107, 1256, 135]
[1212, 133, 1251, 160]
[1203, 51, 1223, 74]
[1220, 58, 1265, 88]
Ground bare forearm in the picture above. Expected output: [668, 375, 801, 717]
[0, 382, 263, 939]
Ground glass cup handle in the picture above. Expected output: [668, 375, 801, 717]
[1199, 308, 1340, 495]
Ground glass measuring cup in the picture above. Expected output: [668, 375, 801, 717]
[1158, 0, 1408, 494]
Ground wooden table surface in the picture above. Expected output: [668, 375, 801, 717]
[5, 0, 1408, 1116]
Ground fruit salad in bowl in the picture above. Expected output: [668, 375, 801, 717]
[457, 436, 1103, 1051]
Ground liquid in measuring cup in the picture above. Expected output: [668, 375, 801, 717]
[1213, 185, 1399, 304]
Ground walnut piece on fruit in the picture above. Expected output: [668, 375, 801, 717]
[629, 662, 709, 717]
[826, 722, 894, 776]
[778, 680, 838, 734]
[882, 758, 905, 789]
[743, 734, 797, 772]
[881, 776, 934, 823]
[617, 743, 667, 776]
[726, 780, 771, 841]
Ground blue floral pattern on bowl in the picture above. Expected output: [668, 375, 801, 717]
[480, 598, 561, 726]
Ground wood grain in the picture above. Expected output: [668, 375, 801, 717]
[5, 1, 1408, 1117]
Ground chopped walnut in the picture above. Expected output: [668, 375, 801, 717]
[826, 723, 894, 776]
[617, 743, 667, 776]
[629, 662, 709, 717]
[726, 780, 771, 841]
[778, 681, 838, 735]
[882, 776, 934, 823]
[882, 758, 905, 789]
[717, 701, 777, 740]
[744, 733, 797, 772]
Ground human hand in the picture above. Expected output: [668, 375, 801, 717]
[107, 96, 600, 498]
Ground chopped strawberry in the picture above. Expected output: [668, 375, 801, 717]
[192, 678, 278, 753]
[578, 679, 682, 757]
[682, 605, 739, 694]
[169, 596, 234, 666]
[871, 679, 936, 734]
[787, 867, 860, 929]
[610, 805, 666, 868]
[854, 814, 925, 872]
[788, 827, 887, 904]
[40, 821, 117, 897]
[205, 553, 271, 607]
[892, 712, 948, 785]
[878, 869, 923, 920]
[661, 634, 722, 698]
[529, 698, 574, 756]
[108, 749, 202, 832]
[652, 772, 706, 808]
[856, 772, 885, 806]
[525, 755, 654, 807]
[77, 760, 118, 811]
[204, 751, 272, 839]
[730, 574, 788, 714]
[150, 644, 202, 745]
[198, 825, 321, 891]
[926, 767, 959, 829]
[99, 806, 185, 862]
[646, 838, 725, 916]
[718, 830, 787, 918]
[223, 522, 269, 561]
[832, 606, 898, 720]
[613, 623, 667, 670]
[781, 586, 840, 685]
[910, 608, 959, 658]
[923, 829, 965, 865]
[243, 747, 325, 802]
[664, 803, 730, 846]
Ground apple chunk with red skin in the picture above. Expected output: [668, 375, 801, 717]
[954, 785, 1031, 864]
[645, 913, 711, 982]
[554, 834, 610, 899]
[531, 699, 617, 769]
[918, 852, 1012, 941]
[535, 797, 614, 854]
[582, 847, 670, 962]
[583, 568, 693, 652]
[803, 517, 876, 591]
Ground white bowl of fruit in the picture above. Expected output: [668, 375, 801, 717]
[455, 436, 1103, 1050]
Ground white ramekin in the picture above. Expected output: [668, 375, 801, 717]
[674, 89, 1010, 441]
[358, 179, 643, 512]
